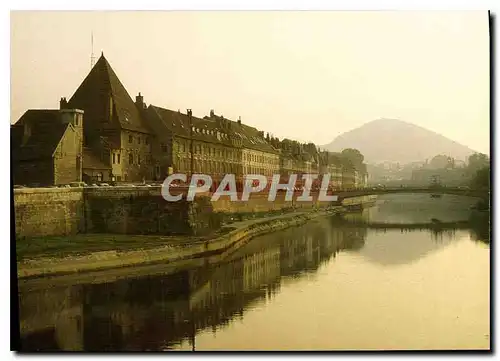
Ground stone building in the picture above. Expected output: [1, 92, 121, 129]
[318, 151, 343, 189]
[11, 108, 84, 186]
[82, 147, 113, 183]
[65, 54, 153, 182]
[205, 112, 280, 180]
[145, 106, 245, 182]
[145, 106, 280, 186]
[11, 54, 368, 187]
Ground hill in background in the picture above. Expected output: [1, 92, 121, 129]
[322, 118, 476, 164]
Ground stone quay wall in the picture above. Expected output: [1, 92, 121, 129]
[13, 188, 85, 238]
[13, 187, 342, 238]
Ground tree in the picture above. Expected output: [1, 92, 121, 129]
[429, 154, 454, 169]
[470, 165, 490, 190]
[341, 148, 364, 168]
[467, 153, 490, 175]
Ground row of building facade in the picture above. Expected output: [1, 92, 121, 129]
[11, 54, 368, 190]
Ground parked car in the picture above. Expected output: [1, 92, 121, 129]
[99, 183, 110, 187]
[13, 185, 26, 189]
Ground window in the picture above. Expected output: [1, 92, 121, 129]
[138, 154, 141, 165]
[146, 137, 149, 145]
[129, 135, 133, 143]
[161, 144, 168, 153]
[129, 153, 134, 164]
[113, 153, 116, 164]
[138, 137, 141, 144]
[117, 154, 121, 164]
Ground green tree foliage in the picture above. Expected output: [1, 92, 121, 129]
[341, 148, 364, 169]
[467, 153, 490, 175]
[470, 165, 490, 190]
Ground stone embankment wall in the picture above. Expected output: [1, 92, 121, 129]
[13, 188, 85, 238]
[13, 187, 341, 238]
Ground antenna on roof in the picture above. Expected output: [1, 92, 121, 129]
[90, 31, 96, 69]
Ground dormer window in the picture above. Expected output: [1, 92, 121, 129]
[123, 110, 130, 123]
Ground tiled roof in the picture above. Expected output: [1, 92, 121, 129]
[148, 106, 225, 144]
[11, 110, 70, 161]
[236, 121, 279, 154]
[67, 54, 151, 135]
[147, 105, 279, 154]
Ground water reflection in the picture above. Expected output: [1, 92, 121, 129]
[17, 195, 490, 351]
[18, 219, 369, 351]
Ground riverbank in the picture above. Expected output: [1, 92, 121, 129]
[17, 206, 343, 280]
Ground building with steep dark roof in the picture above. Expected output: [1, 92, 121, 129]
[66, 54, 152, 182]
[11, 53, 367, 188]
[11, 109, 84, 186]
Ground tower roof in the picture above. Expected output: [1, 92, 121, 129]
[67, 54, 150, 134]
[11, 110, 71, 161]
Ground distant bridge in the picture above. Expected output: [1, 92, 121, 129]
[335, 187, 489, 202]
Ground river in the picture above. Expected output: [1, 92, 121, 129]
[17, 194, 490, 351]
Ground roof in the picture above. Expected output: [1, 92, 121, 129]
[83, 148, 111, 170]
[11, 110, 70, 161]
[236, 121, 279, 154]
[147, 105, 279, 154]
[148, 106, 224, 144]
[67, 54, 151, 134]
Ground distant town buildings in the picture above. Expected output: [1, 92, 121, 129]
[11, 54, 367, 189]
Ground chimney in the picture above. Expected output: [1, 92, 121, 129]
[135, 92, 144, 109]
[237, 116, 241, 125]
[210, 109, 215, 117]
[60, 97, 68, 109]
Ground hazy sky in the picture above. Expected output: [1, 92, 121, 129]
[11, 11, 490, 154]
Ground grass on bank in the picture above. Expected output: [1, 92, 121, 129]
[15, 234, 200, 261]
[15, 226, 237, 261]
[15, 208, 319, 262]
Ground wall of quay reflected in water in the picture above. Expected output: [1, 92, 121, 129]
[17, 194, 490, 351]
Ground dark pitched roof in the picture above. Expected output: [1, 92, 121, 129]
[148, 105, 222, 143]
[147, 105, 279, 154]
[235, 121, 279, 154]
[67, 54, 150, 134]
[11, 110, 70, 161]
[83, 148, 111, 170]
